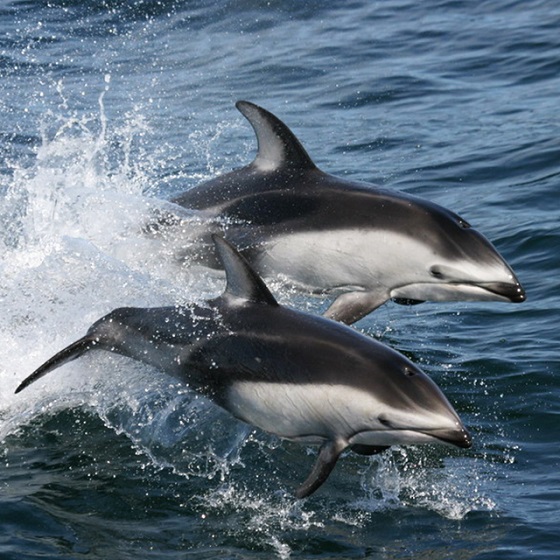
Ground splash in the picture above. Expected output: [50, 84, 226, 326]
[0, 89, 220, 423]
[350, 446, 497, 520]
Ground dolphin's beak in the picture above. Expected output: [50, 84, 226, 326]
[478, 280, 525, 303]
[422, 426, 472, 449]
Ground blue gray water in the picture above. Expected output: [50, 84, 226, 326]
[1, 1, 558, 558]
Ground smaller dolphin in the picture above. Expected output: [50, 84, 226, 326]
[16, 236, 471, 498]
[167, 101, 525, 324]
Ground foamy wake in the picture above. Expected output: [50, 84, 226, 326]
[0, 90, 221, 420]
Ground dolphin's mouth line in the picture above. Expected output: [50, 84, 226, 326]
[441, 280, 526, 303]
[419, 428, 473, 449]
[391, 279, 525, 303]
[475, 281, 526, 302]
[352, 424, 472, 449]
[374, 416, 472, 449]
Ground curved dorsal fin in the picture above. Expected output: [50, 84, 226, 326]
[236, 100, 316, 172]
[212, 235, 278, 306]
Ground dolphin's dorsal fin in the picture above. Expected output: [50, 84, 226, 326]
[236, 100, 316, 172]
[212, 235, 278, 306]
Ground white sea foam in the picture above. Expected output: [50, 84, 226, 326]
[0, 93, 221, 427]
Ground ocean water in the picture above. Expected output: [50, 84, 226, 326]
[1, 0, 559, 558]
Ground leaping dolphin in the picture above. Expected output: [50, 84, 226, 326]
[15, 236, 471, 498]
[166, 101, 525, 324]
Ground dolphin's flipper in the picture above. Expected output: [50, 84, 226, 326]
[15, 336, 95, 394]
[323, 290, 386, 325]
[236, 100, 316, 172]
[295, 439, 347, 499]
[212, 234, 278, 306]
[350, 444, 390, 456]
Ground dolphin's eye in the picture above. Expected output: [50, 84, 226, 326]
[458, 218, 471, 229]
[430, 266, 444, 279]
[378, 415, 392, 427]
[403, 366, 416, 377]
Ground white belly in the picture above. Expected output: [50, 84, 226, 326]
[255, 230, 429, 292]
[226, 381, 385, 443]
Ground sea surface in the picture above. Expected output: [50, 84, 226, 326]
[1, 1, 559, 558]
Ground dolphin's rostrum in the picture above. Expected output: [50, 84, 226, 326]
[167, 101, 525, 324]
[16, 237, 472, 498]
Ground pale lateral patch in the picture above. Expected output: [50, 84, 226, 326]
[226, 381, 459, 446]
[257, 229, 515, 298]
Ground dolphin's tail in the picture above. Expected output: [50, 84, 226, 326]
[15, 336, 95, 394]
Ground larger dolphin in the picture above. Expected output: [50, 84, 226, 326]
[167, 101, 525, 324]
[15, 236, 471, 498]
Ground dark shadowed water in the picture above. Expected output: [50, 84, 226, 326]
[1, 1, 559, 558]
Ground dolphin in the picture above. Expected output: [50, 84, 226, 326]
[166, 101, 525, 324]
[15, 236, 472, 498]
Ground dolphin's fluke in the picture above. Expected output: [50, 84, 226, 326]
[295, 439, 347, 499]
[15, 336, 95, 394]
[212, 234, 278, 306]
[235, 100, 316, 172]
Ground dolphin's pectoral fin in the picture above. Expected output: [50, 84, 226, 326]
[294, 439, 347, 499]
[323, 290, 387, 325]
[350, 444, 390, 456]
[15, 336, 95, 394]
